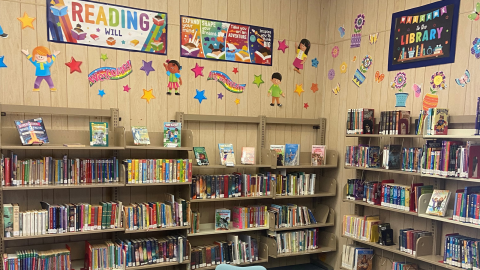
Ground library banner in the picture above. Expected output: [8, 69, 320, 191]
[180, 15, 274, 66]
[47, 0, 168, 54]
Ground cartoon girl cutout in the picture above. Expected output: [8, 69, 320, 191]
[293, 39, 310, 74]
[163, 60, 182, 95]
[22, 46, 60, 91]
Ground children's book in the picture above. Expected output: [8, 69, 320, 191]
[15, 118, 49, 145]
[353, 248, 374, 270]
[241, 147, 256, 165]
[285, 144, 300, 166]
[218, 144, 235, 166]
[398, 111, 411, 135]
[215, 209, 230, 230]
[368, 146, 380, 168]
[89, 122, 109, 147]
[311, 145, 326, 165]
[426, 190, 451, 217]
[193, 147, 209, 166]
[433, 108, 449, 135]
[131, 126, 150, 145]
[163, 122, 181, 147]
[270, 145, 285, 166]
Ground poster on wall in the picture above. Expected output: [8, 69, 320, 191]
[47, 0, 168, 55]
[388, 0, 459, 71]
[180, 16, 274, 66]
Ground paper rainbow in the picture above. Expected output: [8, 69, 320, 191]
[88, 60, 133, 87]
[207, 71, 246, 93]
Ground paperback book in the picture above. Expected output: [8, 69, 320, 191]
[241, 147, 255, 165]
[131, 126, 150, 145]
[218, 144, 235, 166]
[215, 209, 231, 230]
[89, 122, 108, 147]
[270, 145, 285, 166]
[193, 147, 209, 166]
[311, 145, 326, 165]
[15, 118, 49, 145]
[426, 189, 451, 217]
[433, 108, 449, 135]
[285, 144, 300, 166]
[164, 122, 182, 147]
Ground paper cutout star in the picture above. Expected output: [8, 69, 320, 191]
[121, 40, 126, 44]
[100, 54, 108, 61]
[278, 39, 289, 53]
[235, 98, 240, 105]
[194, 89, 207, 104]
[253, 74, 264, 88]
[294, 84, 304, 96]
[123, 85, 131, 92]
[140, 60, 155, 76]
[312, 58, 319, 68]
[65, 57, 82, 74]
[96, 28, 101, 32]
[304, 103, 309, 109]
[233, 67, 239, 74]
[218, 93, 224, 100]
[98, 89, 105, 97]
[17, 12, 36, 30]
[0, 56, 7, 68]
[141, 89, 155, 103]
[311, 83, 318, 93]
[191, 63, 204, 78]
[50, 0, 55, 4]
[56, 22, 61, 27]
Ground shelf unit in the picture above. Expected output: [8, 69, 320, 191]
[268, 204, 335, 232]
[262, 231, 336, 258]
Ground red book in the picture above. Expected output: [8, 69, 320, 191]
[224, 175, 229, 198]
[84, 241, 92, 269]
[49, 208, 53, 232]
[249, 207, 254, 228]
[410, 183, 424, 212]
[97, 206, 102, 228]
[4, 157, 10, 186]
[188, 159, 192, 182]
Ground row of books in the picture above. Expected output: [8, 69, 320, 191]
[345, 145, 422, 172]
[268, 204, 317, 229]
[416, 108, 449, 135]
[123, 159, 192, 184]
[275, 173, 317, 197]
[2, 154, 120, 186]
[343, 215, 395, 247]
[267, 228, 320, 254]
[3, 248, 71, 270]
[452, 186, 480, 223]
[190, 235, 259, 269]
[345, 109, 416, 135]
[443, 233, 480, 269]
[191, 173, 272, 200]
[211, 206, 268, 232]
[346, 108, 375, 134]
[341, 245, 373, 270]
[194, 146, 256, 166]
[398, 228, 432, 256]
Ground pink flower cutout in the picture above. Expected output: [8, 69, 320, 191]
[332, 46, 340, 58]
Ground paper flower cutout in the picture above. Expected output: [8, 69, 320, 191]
[123, 85, 131, 92]
[278, 39, 289, 53]
[471, 37, 480, 59]
[311, 83, 318, 93]
[194, 89, 207, 104]
[100, 54, 108, 61]
[98, 89, 105, 97]
[354, 14, 365, 33]
[17, 12, 36, 30]
[328, 69, 335, 80]
[233, 67, 239, 74]
[253, 74, 264, 87]
[361, 55, 372, 71]
[65, 57, 82, 74]
[0, 56, 6, 68]
[393, 72, 407, 92]
[304, 103, 309, 109]
[294, 84, 304, 96]
[218, 93, 224, 100]
[140, 60, 155, 76]
[340, 62, 347, 74]
[430, 71, 447, 90]
[332, 46, 339, 58]
[312, 58, 319, 68]
[191, 63, 204, 78]
[141, 89, 155, 103]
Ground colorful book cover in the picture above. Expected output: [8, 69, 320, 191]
[362, 109, 375, 134]
[215, 209, 230, 230]
[354, 248, 374, 270]
[131, 126, 150, 145]
[434, 108, 449, 135]
[163, 122, 182, 147]
[89, 122, 108, 147]
[368, 146, 380, 168]
[398, 111, 411, 135]
[270, 145, 285, 166]
[193, 147, 209, 166]
[218, 144, 235, 166]
[311, 145, 326, 165]
[387, 145, 402, 170]
[14, 118, 49, 145]
[241, 147, 255, 165]
[285, 144, 300, 166]
[426, 189, 451, 217]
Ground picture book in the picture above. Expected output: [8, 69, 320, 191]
[433, 108, 449, 135]
[218, 144, 235, 166]
[426, 190, 451, 217]
[285, 144, 300, 166]
[241, 147, 255, 165]
[163, 122, 182, 147]
[194, 147, 209, 166]
[311, 145, 326, 166]
[14, 118, 49, 145]
[270, 145, 285, 166]
[353, 248, 374, 270]
[89, 122, 108, 147]
[131, 126, 150, 145]
[215, 209, 230, 230]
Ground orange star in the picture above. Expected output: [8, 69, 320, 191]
[141, 89, 155, 103]
[311, 83, 318, 93]
[17, 12, 36, 30]
[234, 98, 240, 105]
[294, 84, 304, 96]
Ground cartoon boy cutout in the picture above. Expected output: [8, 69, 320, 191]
[163, 60, 182, 95]
[22, 46, 60, 91]
[268, 72, 285, 107]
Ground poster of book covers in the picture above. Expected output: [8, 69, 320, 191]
[47, 0, 168, 54]
[180, 16, 274, 66]
[388, 0, 459, 71]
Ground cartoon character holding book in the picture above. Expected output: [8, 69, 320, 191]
[293, 39, 310, 74]
[21, 46, 60, 91]
[268, 72, 285, 107]
[163, 59, 182, 95]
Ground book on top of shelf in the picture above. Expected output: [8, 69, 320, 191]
[398, 111, 410, 135]
[163, 122, 182, 147]
[241, 147, 255, 165]
[426, 189, 451, 217]
[193, 147, 209, 166]
[15, 118, 49, 145]
[270, 145, 285, 166]
[311, 145, 326, 166]
[433, 108, 449, 135]
[131, 126, 150, 145]
[215, 208, 231, 231]
[285, 144, 300, 166]
[89, 122, 108, 147]
[218, 144, 235, 166]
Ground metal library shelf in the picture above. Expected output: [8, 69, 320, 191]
[125, 182, 191, 187]
[345, 134, 423, 138]
[273, 178, 337, 200]
[124, 225, 191, 234]
[2, 183, 125, 190]
[187, 223, 268, 237]
[4, 227, 124, 241]
[124, 129, 194, 151]
[273, 150, 338, 170]
[192, 243, 269, 270]
[262, 231, 336, 258]
[421, 173, 480, 183]
[342, 199, 418, 216]
[344, 166, 421, 176]
[268, 205, 335, 232]
[193, 164, 272, 169]
[190, 195, 274, 203]
[71, 260, 192, 270]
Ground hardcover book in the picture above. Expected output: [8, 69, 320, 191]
[270, 145, 285, 166]
[89, 122, 108, 147]
[426, 190, 451, 217]
[194, 147, 209, 166]
[311, 145, 326, 166]
[368, 146, 380, 168]
[218, 144, 235, 166]
[398, 111, 411, 135]
[387, 145, 402, 170]
[15, 118, 49, 145]
[131, 126, 150, 145]
[433, 108, 449, 135]
[241, 147, 255, 165]
[285, 144, 300, 166]
[215, 209, 230, 231]
[163, 122, 182, 147]
[354, 248, 374, 270]
[362, 109, 375, 134]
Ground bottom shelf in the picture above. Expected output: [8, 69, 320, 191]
[272, 247, 335, 258]
[72, 259, 191, 270]
[193, 258, 268, 270]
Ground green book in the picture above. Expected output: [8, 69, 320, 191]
[101, 202, 107, 230]
[89, 122, 109, 147]
[106, 202, 112, 228]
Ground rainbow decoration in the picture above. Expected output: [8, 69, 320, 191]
[88, 60, 132, 87]
[207, 71, 246, 93]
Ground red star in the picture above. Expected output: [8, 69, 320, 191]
[311, 83, 318, 93]
[233, 67, 239, 74]
[65, 57, 82, 74]
[304, 103, 309, 109]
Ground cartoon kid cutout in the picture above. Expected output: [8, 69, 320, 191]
[163, 60, 182, 95]
[22, 46, 60, 91]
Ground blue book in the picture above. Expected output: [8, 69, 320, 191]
[285, 144, 300, 166]
[401, 187, 405, 208]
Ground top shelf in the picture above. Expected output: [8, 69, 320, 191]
[346, 134, 423, 138]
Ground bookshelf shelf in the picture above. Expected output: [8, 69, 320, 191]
[344, 166, 421, 176]
[4, 228, 124, 241]
[263, 231, 336, 258]
[195, 258, 269, 270]
[273, 192, 336, 199]
[342, 199, 418, 216]
[268, 205, 335, 232]
[345, 134, 423, 138]
[190, 195, 274, 203]
[342, 235, 415, 259]
[272, 150, 338, 170]
[125, 146, 193, 151]
[2, 183, 125, 190]
[124, 129, 194, 150]
[188, 223, 267, 237]
[276, 165, 337, 169]
[193, 164, 272, 169]
[125, 182, 191, 187]
[420, 173, 480, 183]
[270, 222, 334, 232]
[273, 247, 336, 258]
[71, 260, 191, 270]
[0, 145, 125, 150]
[124, 225, 190, 234]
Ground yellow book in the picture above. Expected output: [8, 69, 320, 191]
[134, 160, 139, 184]
[127, 161, 132, 184]
[88, 205, 91, 229]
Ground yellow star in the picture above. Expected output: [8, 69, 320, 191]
[17, 12, 36, 30]
[50, 0, 55, 4]
[162, 28, 166, 33]
[141, 89, 155, 103]
[234, 98, 240, 105]
[294, 84, 304, 96]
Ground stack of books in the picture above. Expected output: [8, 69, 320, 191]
[123, 159, 192, 184]
[274, 173, 316, 196]
[341, 245, 374, 270]
[3, 248, 71, 270]
[398, 228, 432, 256]
[267, 228, 319, 254]
[232, 206, 268, 229]
[269, 204, 317, 229]
[342, 215, 381, 242]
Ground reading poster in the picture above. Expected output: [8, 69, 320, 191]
[181, 16, 274, 66]
[47, 0, 168, 54]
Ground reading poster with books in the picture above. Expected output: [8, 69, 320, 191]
[311, 145, 326, 166]
[89, 122, 108, 147]
[193, 147, 209, 166]
[426, 189, 451, 216]
[219, 143, 235, 166]
[15, 118, 49, 145]
[285, 144, 300, 166]
[215, 209, 230, 231]
[163, 122, 181, 147]
[131, 126, 150, 145]
[180, 16, 274, 66]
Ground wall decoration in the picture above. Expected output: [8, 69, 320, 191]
[217, 93, 224, 100]
[369, 33, 378, 44]
[98, 89, 105, 97]
[312, 58, 319, 68]
[194, 89, 207, 104]
[468, 3, 480, 21]
[234, 98, 240, 105]
[393, 72, 408, 107]
[352, 56, 357, 62]
[141, 89, 155, 103]
[191, 63, 204, 78]
[352, 55, 372, 87]
[328, 69, 335, 80]
[304, 103, 309, 109]
[141, 60, 155, 76]
[253, 74, 264, 88]
[232, 67, 239, 74]
[180, 16, 273, 66]
[388, 0, 460, 71]
[338, 26, 346, 38]
[22, 47, 60, 91]
[311, 83, 318, 93]
[332, 46, 340, 58]
[374, 71, 384, 83]
[268, 72, 284, 107]
[352, 69, 366, 87]
[431, 71, 447, 90]
[18, 12, 35, 30]
[455, 70, 470, 87]
[164, 60, 182, 95]
[294, 84, 304, 96]
[278, 39, 288, 53]
[340, 62, 348, 74]
[0, 56, 7, 68]
[65, 57, 82, 73]
[47, 0, 168, 54]
[123, 84, 131, 92]
[351, 14, 365, 48]
[207, 71, 245, 93]
[423, 91, 439, 110]
[413, 83, 422, 97]
[293, 39, 310, 74]
[332, 83, 340, 95]
[100, 54, 108, 61]
[0, 25, 8, 38]
[471, 37, 480, 58]
[88, 60, 132, 87]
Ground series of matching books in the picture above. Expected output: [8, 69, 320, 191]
[452, 186, 480, 223]
[398, 228, 432, 256]
[346, 109, 375, 134]
[379, 110, 411, 135]
[191, 173, 272, 200]
[267, 228, 319, 254]
[345, 146, 381, 168]
[123, 159, 192, 184]
[268, 204, 317, 229]
[416, 108, 449, 135]
[443, 233, 480, 269]
[400, 147, 423, 172]
[274, 173, 316, 197]
[342, 215, 381, 243]
[341, 245, 373, 270]
[190, 235, 259, 269]
[3, 248, 71, 270]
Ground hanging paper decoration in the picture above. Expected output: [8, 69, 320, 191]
[141, 60, 155, 76]
[423, 92, 439, 110]
[0, 56, 7, 68]
[164, 60, 182, 95]
[98, 89, 105, 97]
[207, 71, 245, 93]
[234, 98, 240, 105]
[100, 54, 108, 61]
[338, 26, 346, 38]
[88, 60, 132, 87]
[455, 70, 471, 87]
[293, 39, 311, 74]
[191, 63, 204, 78]
[374, 71, 384, 83]
[0, 25, 8, 38]
[331, 46, 339, 58]
[332, 83, 340, 95]
[471, 38, 480, 58]
[369, 33, 378, 44]
[311, 83, 319, 93]
[65, 57, 82, 74]
[217, 93, 224, 100]
[431, 71, 447, 90]
[352, 55, 372, 87]
[232, 67, 239, 74]
[252, 74, 264, 88]
[194, 89, 207, 104]
[312, 58, 319, 68]
[294, 84, 304, 96]
[22, 46, 60, 91]
[351, 14, 365, 48]
[412, 83, 422, 97]
[141, 89, 156, 103]
[352, 56, 357, 62]
[328, 69, 335, 80]
[17, 12, 35, 30]
[268, 72, 284, 107]
[423, 71, 447, 110]
[468, 3, 480, 21]
[340, 62, 348, 74]
[278, 39, 289, 53]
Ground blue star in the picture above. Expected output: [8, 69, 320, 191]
[0, 56, 6, 68]
[121, 40, 126, 44]
[98, 89, 106, 97]
[194, 89, 207, 104]
[312, 58, 319, 68]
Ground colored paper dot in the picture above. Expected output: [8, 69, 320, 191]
[250, 35, 256, 42]
[445, 41, 448, 44]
